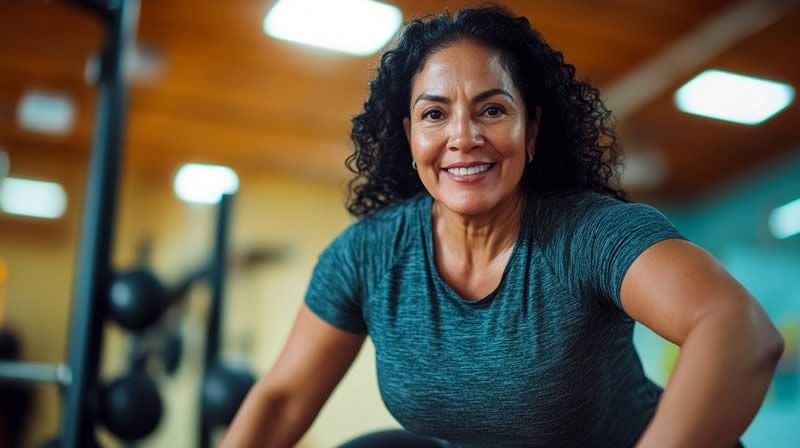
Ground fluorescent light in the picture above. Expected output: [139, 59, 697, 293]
[0, 177, 67, 219]
[263, 0, 402, 56]
[0, 150, 7, 207]
[769, 197, 800, 239]
[17, 90, 76, 134]
[675, 70, 794, 125]
[174, 163, 239, 204]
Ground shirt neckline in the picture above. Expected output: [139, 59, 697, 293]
[420, 194, 528, 306]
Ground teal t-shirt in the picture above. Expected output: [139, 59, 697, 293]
[305, 191, 685, 447]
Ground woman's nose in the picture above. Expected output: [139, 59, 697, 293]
[447, 114, 483, 152]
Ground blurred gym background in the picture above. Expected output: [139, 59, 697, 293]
[0, 0, 798, 447]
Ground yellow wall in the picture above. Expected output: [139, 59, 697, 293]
[0, 155, 398, 447]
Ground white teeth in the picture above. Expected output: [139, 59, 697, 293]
[446, 164, 491, 176]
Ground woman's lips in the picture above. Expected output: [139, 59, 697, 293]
[441, 163, 496, 184]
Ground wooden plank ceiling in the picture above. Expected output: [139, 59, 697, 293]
[0, 0, 797, 200]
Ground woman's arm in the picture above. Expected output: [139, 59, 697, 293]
[221, 305, 366, 448]
[620, 239, 783, 448]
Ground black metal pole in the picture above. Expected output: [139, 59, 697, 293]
[207, 193, 233, 366]
[60, 1, 138, 446]
[200, 193, 234, 448]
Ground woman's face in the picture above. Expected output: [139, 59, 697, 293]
[404, 40, 540, 217]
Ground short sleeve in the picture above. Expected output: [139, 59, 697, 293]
[304, 225, 367, 334]
[534, 192, 687, 312]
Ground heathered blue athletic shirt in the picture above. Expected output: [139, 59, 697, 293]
[305, 191, 686, 447]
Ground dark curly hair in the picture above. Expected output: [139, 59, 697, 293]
[346, 4, 626, 218]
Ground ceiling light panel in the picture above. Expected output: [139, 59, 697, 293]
[675, 69, 794, 125]
[264, 0, 403, 56]
[0, 177, 67, 219]
[173, 163, 239, 204]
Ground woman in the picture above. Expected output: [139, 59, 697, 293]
[223, 6, 783, 448]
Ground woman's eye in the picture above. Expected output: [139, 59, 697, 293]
[422, 109, 444, 120]
[483, 106, 504, 117]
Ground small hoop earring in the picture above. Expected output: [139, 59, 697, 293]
[526, 152, 534, 164]
[412, 160, 417, 170]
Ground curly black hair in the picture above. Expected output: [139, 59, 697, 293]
[346, 4, 626, 218]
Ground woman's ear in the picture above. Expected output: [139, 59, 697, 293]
[526, 106, 542, 161]
[403, 117, 411, 143]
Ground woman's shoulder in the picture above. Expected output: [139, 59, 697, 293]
[334, 192, 427, 255]
[527, 189, 679, 245]
[532, 189, 622, 214]
[529, 189, 619, 228]
[530, 191, 684, 251]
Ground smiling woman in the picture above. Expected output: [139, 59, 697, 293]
[222, 5, 782, 448]
[403, 42, 536, 217]
[346, 6, 623, 219]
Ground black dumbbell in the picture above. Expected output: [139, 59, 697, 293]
[108, 269, 169, 332]
[201, 362, 256, 427]
[99, 370, 163, 441]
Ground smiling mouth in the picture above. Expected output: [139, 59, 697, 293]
[442, 163, 495, 176]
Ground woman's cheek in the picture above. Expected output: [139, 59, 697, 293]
[412, 129, 445, 164]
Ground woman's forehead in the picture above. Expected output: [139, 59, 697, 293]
[411, 41, 517, 98]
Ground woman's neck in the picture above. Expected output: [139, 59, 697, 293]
[431, 191, 526, 267]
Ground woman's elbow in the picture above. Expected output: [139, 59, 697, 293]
[746, 300, 785, 369]
[727, 298, 784, 369]
[761, 327, 784, 367]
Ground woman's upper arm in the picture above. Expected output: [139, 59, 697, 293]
[262, 304, 366, 418]
[619, 238, 770, 346]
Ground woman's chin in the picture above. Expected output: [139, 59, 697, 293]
[437, 194, 501, 217]
[433, 183, 527, 218]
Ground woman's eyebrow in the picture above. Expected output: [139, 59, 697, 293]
[473, 88, 514, 103]
[413, 93, 449, 107]
[413, 88, 514, 107]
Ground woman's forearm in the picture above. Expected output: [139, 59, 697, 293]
[220, 382, 310, 448]
[636, 303, 784, 448]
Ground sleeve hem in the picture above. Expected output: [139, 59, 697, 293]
[305, 295, 368, 335]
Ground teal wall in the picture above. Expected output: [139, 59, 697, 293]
[633, 148, 800, 447]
